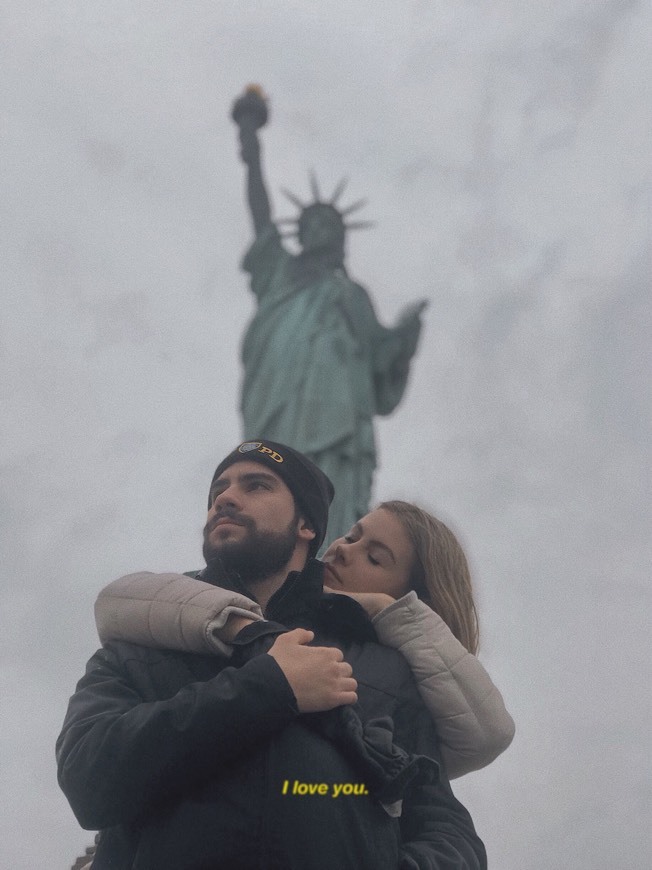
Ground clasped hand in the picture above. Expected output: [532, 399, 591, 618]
[267, 629, 358, 713]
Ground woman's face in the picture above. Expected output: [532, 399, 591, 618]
[322, 508, 414, 599]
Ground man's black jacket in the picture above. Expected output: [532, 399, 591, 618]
[56, 560, 486, 869]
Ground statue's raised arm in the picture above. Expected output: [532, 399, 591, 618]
[231, 86, 272, 236]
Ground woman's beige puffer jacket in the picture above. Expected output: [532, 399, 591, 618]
[95, 573, 514, 779]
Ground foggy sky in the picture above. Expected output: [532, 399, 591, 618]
[2, 2, 650, 868]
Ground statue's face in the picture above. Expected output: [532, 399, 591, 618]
[298, 205, 345, 254]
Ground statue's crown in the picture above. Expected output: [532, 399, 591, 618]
[276, 172, 375, 238]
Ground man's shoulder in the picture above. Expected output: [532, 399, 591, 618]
[353, 636, 415, 686]
[98, 639, 182, 663]
[320, 599, 415, 698]
[89, 640, 223, 697]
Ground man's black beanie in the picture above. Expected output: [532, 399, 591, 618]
[209, 440, 335, 557]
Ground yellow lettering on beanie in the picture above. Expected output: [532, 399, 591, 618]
[259, 445, 284, 462]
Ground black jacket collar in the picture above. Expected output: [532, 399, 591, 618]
[195, 558, 376, 644]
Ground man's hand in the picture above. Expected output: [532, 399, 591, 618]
[267, 629, 358, 713]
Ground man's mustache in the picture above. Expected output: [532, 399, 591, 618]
[204, 508, 253, 536]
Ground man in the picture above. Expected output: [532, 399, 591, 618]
[57, 440, 486, 869]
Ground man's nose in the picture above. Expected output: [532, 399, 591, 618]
[213, 485, 241, 510]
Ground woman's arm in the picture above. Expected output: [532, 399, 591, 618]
[98, 574, 514, 776]
[95, 573, 262, 656]
[326, 586, 515, 778]
[372, 591, 515, 778]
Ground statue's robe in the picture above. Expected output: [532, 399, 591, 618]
[241, 224, 419, 544]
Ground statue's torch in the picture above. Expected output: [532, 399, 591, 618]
[231, 85, 269, 130]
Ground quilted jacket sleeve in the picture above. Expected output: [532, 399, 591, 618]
[95, 572, 264, 657]
[56, 643, 297, 830]
[373, 592, 514, 778]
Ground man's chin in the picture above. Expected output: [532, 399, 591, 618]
[202, 510, 300, 581]
[203, 537, 246, 565]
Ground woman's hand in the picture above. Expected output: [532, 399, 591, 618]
[324, 587, 395, 618]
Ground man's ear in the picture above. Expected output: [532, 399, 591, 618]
[296, 517, 316, 544]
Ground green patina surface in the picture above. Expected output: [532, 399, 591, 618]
[232, 87, 426, 543]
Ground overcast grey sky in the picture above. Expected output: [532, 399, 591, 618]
[2, 2, 650, 868]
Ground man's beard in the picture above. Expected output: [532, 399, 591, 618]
[202, 510, 299, 586]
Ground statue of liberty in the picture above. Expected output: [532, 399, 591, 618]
[231, 86, 427, 543]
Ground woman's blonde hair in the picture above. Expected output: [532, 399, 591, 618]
[378, 500, 479, 654]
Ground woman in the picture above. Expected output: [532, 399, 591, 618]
[95, 501, 514, 778]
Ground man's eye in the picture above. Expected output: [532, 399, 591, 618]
[368, 555, 380, 566]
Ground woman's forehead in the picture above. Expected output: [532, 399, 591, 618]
[359, 509, 412, 556]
